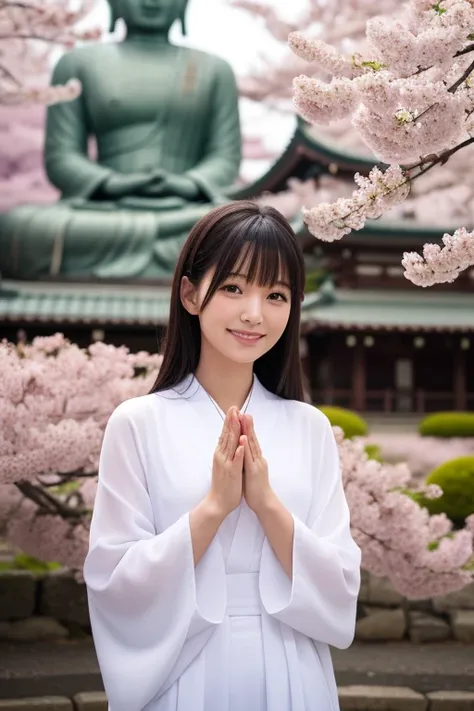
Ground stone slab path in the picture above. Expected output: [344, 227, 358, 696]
[1, 639, 473, 699]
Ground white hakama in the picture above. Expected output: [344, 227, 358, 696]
[83, 375, 361, 711]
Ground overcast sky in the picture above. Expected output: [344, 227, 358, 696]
[92, 0, 308, 70]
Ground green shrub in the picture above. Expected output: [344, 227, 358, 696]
[419, 412, 474, 438]
[0, 553, 61, 575]
[418, 456, 474, 523]
[318, 406, 368, 439]
[364, 443, 382, 462]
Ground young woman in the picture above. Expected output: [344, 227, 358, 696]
[83, 201, 361, 711]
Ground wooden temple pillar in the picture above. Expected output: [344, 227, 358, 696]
[453, 345, 467, 410]
[352, 339, 366, 411]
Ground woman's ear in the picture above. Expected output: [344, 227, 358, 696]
[180, 275, 200, 315]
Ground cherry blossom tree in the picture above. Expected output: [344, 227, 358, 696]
[0, 0, 100, 106]
[0, 334, 162, 570]
[338, 429, 474, 598]
[291, 0, 474, 286]
[233, 0, 474, 287]
[0, 1, 101, 207]
[0, 104, 59, 210]
[232, 0, 399, 111]
[1, 334, 473, 597]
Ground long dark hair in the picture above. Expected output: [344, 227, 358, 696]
[150, 201, 306, 401]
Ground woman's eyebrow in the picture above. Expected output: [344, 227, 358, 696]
[228, 272, 290, 290]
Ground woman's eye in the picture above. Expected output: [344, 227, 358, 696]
[268, 292, 288, 302]
[222, 284, 241, 294]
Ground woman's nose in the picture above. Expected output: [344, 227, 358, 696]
[241, 298, 263, 324]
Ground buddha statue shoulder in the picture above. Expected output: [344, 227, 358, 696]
[0, 0, 241, 279]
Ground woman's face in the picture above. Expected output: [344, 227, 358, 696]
[183, 261, 292, 366]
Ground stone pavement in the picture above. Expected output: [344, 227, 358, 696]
[2, 689, 474, 711]
[1, 639, 474, 700]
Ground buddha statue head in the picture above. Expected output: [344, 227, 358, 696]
[108, 0, 189, 35]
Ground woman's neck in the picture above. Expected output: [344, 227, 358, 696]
[195, 352, 254, 415]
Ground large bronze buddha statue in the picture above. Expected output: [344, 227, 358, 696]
[0, 0, 241, 279]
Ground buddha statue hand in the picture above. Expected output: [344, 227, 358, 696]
[100, 170, 166, 199]
[141, 173, 200, 201]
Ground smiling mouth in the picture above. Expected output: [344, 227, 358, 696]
[227, 329, 265, 342]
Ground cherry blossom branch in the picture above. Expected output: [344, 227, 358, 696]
[455, 42, 474, 57]
[406, 136, 474, 172]
[302, 132, 474, 285]
[0, 33, 72, 41]
[0, 61, 21, 86]
[415, 41, 474, 76]
[448, 56, 474, 93]
[15, 481, 87, 519]
[0, 1, 38, 8]
[288, 0, 474, 286]
[39, 471, 98, 490]
[355, 526, 472, 580]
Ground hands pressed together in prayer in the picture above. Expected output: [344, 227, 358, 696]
[205, 406, 294, 578]
[210, 406, 274, 518]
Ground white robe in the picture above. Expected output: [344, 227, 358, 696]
[83, 374, 361, 711]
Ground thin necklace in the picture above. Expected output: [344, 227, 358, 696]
[203, 377, 255, 422]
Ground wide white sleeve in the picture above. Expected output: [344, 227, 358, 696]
[259, 413, 361, 649]
[83, 402, 226, 711]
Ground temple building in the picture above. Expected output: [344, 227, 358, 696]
[1, 119, 473, 414]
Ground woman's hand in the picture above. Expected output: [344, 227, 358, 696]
[239, 414, 274, 515]
[206, 406, 244, 518]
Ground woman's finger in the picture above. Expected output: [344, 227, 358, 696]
[244, 415, 258, 460]
[228, 411, 240, 455]
[241, 415, 254, 459]
[220, 410, 231, 455]
[232, 442, 245, 467]
[250, 416, 263, 458]
[224, 408, 240, 458]
[241, 435, 252, 472]
[218, 417, 226, 447]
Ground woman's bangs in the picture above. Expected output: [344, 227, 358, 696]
[208, 217, 301, 298]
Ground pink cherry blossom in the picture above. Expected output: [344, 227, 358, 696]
[336, 427, 474, 598]
[402, 227, 474, 286]
[366, 16, 468, 77]
[233, 0, 474, 286]
[288, 33, 359, 77]
[293, 75, 357, 124]
[0, 1, 101, 107]
[258, 0, 474, 286]
[302, 164, 410, 241]
[0, 335, 161, 488]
